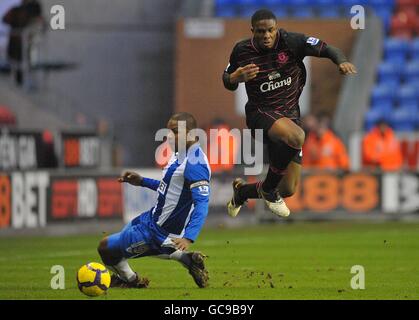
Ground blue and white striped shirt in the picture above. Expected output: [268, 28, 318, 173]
[141, 143, 211, 242]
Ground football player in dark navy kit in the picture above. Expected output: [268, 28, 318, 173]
[223, 9, 357, 217]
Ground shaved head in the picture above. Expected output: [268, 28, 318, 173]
[170, 112, 197, 131]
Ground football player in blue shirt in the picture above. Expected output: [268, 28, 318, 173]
[97, 112, 211, 288]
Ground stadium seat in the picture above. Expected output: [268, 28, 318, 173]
[378, 76, 400, 87]
[312, 0, 340, 6]
[215, 7, 237, 17]
[262, 0, 292, 18]
[263, 0, 294, 6]
[364, 108, 388, 131]
[285, 0, 312, 5]
[403, 61, 419, 82]
[383, 38, 409, 63]
[390, 105, 417, 131]
[373, 7, 394, 31]
[370, 100, 393, 113]
[377, 61, 402, 82]
[239, 5, 262, 17]
[384, 53, 407, 66]
[408, 78, 419, 90]
[409, 38, 419, 59]
[396, 85, 418, 105]
[367, 0, 395, 16]
[289, 6, 315, 19]
[215, 0, 238, 17]
[371, 84, 396, 105]
[369, 0, 395, 7]
[236, 0, 258, 4]
[318, 6, 342, 18]
[271, 7, 289, 18]
[341, 0, 368, 6]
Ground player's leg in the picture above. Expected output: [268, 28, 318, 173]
[277, 155, 302, 198]
[97, 221, 150, 288]
[229, 152, 301, 210]
[97, 236, 137, 283]
[263, 117, 304, 194]
[153, 244, 209, 288]
[228, 116, 303, 217]
[252, 119, 303, 216]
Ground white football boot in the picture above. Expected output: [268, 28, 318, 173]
[257, 186, 290, 217]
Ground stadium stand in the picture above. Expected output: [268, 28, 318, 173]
[214, 0, 397, 22]
[367, 0, 419, 132]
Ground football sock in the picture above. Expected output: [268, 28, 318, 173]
[169, 250, 192, 268]
[261, 166, 286, 193]
[108, 258, 136, 282]
[262, 142, 300, 193]
[237, 182, 260, 203]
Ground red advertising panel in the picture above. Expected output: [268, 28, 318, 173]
[48, 175, 123, 221]
[0, 175, 11, 228]
[51, 180, 78, 219]
[97, 178, 123, 218]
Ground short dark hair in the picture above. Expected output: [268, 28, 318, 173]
[170, 112, 197, 130]
[251, 9, 276, 27]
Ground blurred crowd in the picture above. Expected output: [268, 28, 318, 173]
[301, 113, 403, 172]
[155, 114, 406, 174]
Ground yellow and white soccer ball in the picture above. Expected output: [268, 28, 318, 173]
[77, 262, 111, 297]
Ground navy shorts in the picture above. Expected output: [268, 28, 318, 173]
[246, 108, 303, 165]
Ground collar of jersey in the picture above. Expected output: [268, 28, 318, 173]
[175, 142, 200, 160]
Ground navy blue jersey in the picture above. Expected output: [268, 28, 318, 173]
[224, 29, 332, 119]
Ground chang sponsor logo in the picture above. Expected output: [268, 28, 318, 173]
[260, 77, 292, 93]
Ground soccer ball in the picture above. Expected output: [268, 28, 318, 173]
[77, 262, 111, 297]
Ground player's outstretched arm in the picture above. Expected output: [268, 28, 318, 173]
[299, 35, 357, 76]
[338, 61, 357, 75]
[319, 44, 357, 75]
[118, 171, 160, 191]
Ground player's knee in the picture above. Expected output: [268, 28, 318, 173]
[97, 238, 108, 258]
[286, 128, 305, 149]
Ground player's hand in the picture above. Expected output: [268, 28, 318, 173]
[338, 62, 357, 75]
[171, 238, 192, 251]
[231, 63, 260, 83]
[118, 171, 143, 186]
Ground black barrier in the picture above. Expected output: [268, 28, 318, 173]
[0, 128, 57, 170]
[61, 132, 100, 168]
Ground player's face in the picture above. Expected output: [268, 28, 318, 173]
[167, 119, 180, 152]
[252, 19, 278, 50]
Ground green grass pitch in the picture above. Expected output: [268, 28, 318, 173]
[0, 222, 418, 300]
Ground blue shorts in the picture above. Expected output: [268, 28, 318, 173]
[107, 210, 176, 259]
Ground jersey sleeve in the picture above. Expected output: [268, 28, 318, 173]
[288, 32, 347, 65]
[222, 43, 240, 91]
[141, 177, 160, 191]
[225, 43, 240, 74]
[183, 160, 211, 242]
